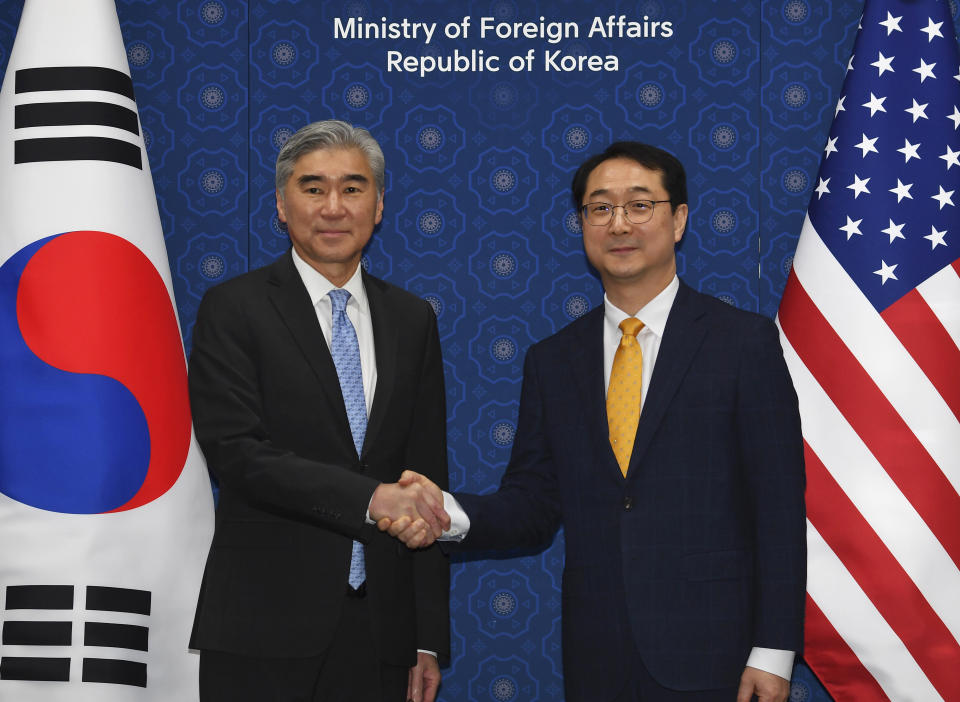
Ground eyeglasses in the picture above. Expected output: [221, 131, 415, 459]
[580, 199, 671, 226]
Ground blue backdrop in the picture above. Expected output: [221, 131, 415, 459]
[3, 1, 959, 700]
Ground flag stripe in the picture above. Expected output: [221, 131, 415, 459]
[85, 586, 151, 615]
[777, 329, 960, 637]
[779, 273, 960, 570]
[881, 288, 960, 421]
[4, 585, 74, 610]
[15, 66, 134, 99]
[14, 136, 141, 169]
[81, 657, 146, 687]
[84, 622, 149, 651]
[804, 443, 960, 699]
[806, 521, 943, 701]
[790, 218, 960, 493]
[1, 620, 71, 645]
[804, 596, 890, 702]
[916, 263, 960, 352]
[15, 102, 139, 135]
[0, 656, 70, 682]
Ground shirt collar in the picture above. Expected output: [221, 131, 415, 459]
[603, 275, 679, 338]
[290, 248, 369, 314]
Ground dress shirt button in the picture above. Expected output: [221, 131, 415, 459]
[623, 496, 633, 511]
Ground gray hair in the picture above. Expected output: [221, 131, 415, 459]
[275, 119, 385, 196]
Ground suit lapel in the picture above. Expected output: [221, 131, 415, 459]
[570, 308, 624, 484]
[626, 282, 708, 476]
[362, 271, 396, 459]
[266, 252, 352, 440]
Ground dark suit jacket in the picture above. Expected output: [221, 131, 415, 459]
[188, 251, 450, 667]
[454, 282, 805, 700]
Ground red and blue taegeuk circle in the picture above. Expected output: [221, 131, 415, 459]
[0, 231, 191, 513]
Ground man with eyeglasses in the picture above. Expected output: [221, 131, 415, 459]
[391, 142, 806, 702]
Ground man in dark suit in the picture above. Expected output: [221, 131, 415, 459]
[396, 142, 806, 702]
[188, 120, 450, 702]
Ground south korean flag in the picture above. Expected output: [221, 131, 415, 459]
[0, 2, 214, 701]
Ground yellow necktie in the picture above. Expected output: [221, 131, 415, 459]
[608, 317, 644, 477]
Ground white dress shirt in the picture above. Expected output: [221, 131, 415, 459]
[291, 249, 377, 414]
[602, 276, 678, 411]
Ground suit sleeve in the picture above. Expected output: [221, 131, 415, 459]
[453, 344, 563, 550]
[188, 285, 379, 537]
[737, 316, 807, 653]
[405, 306, 451, 664]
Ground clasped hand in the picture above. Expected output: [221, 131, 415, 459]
[369, 470, 449, 548]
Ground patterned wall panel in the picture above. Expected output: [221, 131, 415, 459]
[4, 1, 959, 699]
[758, 0, 863, 318]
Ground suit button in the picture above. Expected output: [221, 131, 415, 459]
[358, 462, 369, 472]
[623, 497, 633, 511]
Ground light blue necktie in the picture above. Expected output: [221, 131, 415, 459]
[328, 288, 367, 589]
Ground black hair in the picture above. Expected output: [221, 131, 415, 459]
[570, 142, 687, 211]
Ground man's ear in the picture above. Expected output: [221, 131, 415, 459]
[374, 191, 384, 225]
[673, 203, 688, 243]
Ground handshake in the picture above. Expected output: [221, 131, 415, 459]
[369, 471, 450, 549]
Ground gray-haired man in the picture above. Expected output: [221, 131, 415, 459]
[188, 120, 450, 702]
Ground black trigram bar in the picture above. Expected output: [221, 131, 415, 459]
[82, 657, 146, 687]
[15, 101, 139, 135]
[0, 656, 70, 682]
[85, 622, 148, 651]
[15, 136, 141, 169]
[2, 620, 72, 646]
[86, 586, 151, 615]
[5, 585, 74, 610]
[16, 66, 135, 100]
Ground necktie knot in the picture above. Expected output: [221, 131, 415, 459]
[618, 317, 644, 347]
[328, 288, 350, 314]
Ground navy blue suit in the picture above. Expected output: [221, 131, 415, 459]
[454, 282, 806, 701]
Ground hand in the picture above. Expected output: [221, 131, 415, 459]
[375, 471, 448, 548]
[376, 514, 435, 549]
[737, 666, 789, 702]
[370, 471, 449, 546]
[407, 651, 441, 702]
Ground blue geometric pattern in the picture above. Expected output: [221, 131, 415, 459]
[328, 288, 366, 589]
[4, 0, 959, 698]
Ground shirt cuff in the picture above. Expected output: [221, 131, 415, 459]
[417, 649, 437, 658]
[366, 490, 469, 540]
[745, 647, 795, 681]
[440, 491, 470, 541]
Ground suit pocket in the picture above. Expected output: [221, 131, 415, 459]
[681, 549, 753, 581]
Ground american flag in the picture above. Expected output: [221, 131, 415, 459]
[776, 1, 960, 699]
